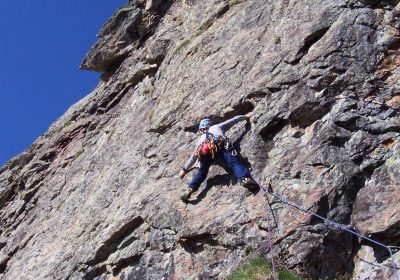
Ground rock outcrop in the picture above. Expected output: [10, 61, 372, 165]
[0, 0, 399, 279]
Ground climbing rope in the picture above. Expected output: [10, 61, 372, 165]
[262, 187, 277, 280]
[250, 175, 400, 280]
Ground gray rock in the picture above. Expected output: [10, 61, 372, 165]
[0, 0, 399, 279]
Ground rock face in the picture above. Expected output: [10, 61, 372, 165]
[0, 0, 399, 279]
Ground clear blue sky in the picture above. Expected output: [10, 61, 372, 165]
[0, 0, 127, 167]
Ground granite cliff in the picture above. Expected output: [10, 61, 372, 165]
[0, 0, 399, 279]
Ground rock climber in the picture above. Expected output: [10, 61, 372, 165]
[179, 113, 258, 202]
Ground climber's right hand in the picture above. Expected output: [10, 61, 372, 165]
[179, 169, 186, 179]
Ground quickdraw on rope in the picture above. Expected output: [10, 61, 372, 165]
[250, 175, 399, 280]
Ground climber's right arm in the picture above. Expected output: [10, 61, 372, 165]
[179, 142, 200, 179]
[180, 153, 197, 178]
[179, 134, 207, 178]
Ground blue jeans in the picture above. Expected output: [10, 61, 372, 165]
[188, 150, 249, 190]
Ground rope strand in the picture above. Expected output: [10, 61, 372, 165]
[263, 191, 277, 280]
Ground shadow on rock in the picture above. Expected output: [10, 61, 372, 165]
[233, 122, 254, 171]
[188, 174, 232, 205]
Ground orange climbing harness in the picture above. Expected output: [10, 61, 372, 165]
[196, 135, 225, 159]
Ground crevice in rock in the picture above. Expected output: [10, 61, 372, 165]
[0, 255, 10, 274]
[282, 225, 357, 279]
[187, 174, 233, 205]
[334, 116, 360, 132]
[147, 122, 173, 134]
[332, 158, 386, 224]
[288, 100, 333, 129]
[178, 233, 219, 254]
[183, 124, 200, 133]
[100, 63, 124, 82]
[38, 150, 57, 163]
[320, 229, 357, 278]
[197, 3, 230, 34]
[290, 26, 330, 65]
[104, 85, 134, 113]
[0, 182, 20, 210]
[112, 253, 143, 276]
[137, 1, 174, 48]
[90, 87, 127, 115]
[370, 221, 400, 254]
[266, 86, 284, 93]
[346, 173, 369, 211]
[309, 195, 330, 226]
[118, 235, 139, 252]
[388, 38, 400, 51]
[86, 216, 144, 266]
[274, 229, 298, 245]
[326, 134, 351, 148]
[84, 264, 108, 280]
[146, 220, 178, 235]
[277, 79, 300, 87]
[125, 64, 159, 86]
[258, 117, 288, 142]
[244, 90, 270, 100]
[360, 0, 400, 9]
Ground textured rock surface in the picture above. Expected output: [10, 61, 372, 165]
[1, 0, 400, 279]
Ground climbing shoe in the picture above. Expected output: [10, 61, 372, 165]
[240, 177, 258, 191]
[180, 188, 195, 203]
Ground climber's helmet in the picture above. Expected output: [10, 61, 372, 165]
[199, 118, 211, 133]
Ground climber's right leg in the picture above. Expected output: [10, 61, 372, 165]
[180, 156, 212, 202]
